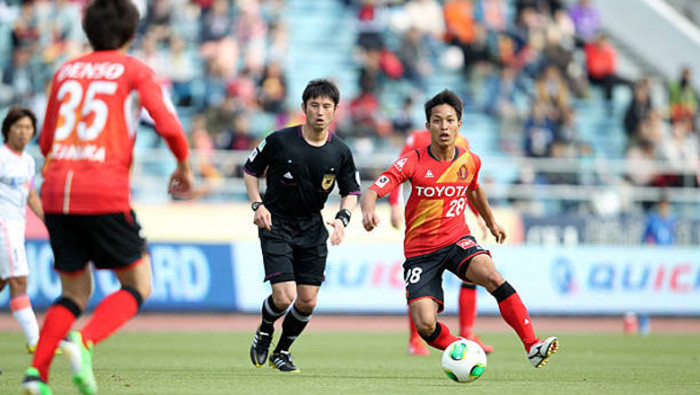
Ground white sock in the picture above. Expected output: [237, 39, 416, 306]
[11, 297, 40, 346]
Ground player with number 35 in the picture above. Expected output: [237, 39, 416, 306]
[22, 1, 194, 394]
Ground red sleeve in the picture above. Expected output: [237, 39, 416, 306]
[131, 59, 189, 161]
[468, 152, 481, 190]
[387, 135, 417, 205]
[39, 77, 60, 157]
[370, 151, 416, 198]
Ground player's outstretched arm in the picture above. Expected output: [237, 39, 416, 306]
[360, 189, 381, 232]
[168, 160, 194, 199]
[466, 186, 506, 243]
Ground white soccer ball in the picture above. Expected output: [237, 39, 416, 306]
[441, 339, 487, 383]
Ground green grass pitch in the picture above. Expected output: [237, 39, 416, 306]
[1, 331, 699, 394]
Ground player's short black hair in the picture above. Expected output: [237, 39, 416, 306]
[424, 89, 463, 122]
[2, 106, 37, 143]
[83, 0, 140, 51]
[302, 79, 340, 107]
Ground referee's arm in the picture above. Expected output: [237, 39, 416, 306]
[327, 194, 357, 246]
[244, 172, 272, 231]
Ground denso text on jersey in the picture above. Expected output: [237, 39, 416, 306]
[57, 62, 125, 81]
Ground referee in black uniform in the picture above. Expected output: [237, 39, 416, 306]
[244, 79, 361, 372]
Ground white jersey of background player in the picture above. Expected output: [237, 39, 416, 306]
[0, 106, 44, 352]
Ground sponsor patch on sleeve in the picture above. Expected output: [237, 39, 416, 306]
[374, 175, 390, 188]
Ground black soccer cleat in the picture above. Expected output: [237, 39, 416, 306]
[250, 327, 272, 367]
[269, 351, 300, 373]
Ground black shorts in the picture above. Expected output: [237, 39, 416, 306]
[403, 236, 490, 313]
[45, 210, 148, 273]
[258, 214, 328, 286]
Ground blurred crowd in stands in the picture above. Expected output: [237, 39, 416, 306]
[0, 0, 698, 215]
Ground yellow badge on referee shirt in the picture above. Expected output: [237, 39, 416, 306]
[322, 174, 336, 191]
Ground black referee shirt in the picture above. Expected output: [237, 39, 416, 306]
[244, 126, 361, 218]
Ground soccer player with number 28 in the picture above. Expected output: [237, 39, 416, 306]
[21, 1, 194, 394]
[388, 129, 492, 356]
[361, 90, 558, 368]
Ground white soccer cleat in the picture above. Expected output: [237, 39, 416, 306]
[527, 336, 559, 368]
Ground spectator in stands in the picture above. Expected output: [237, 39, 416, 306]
[10, 1, 38, 51]
[657, 117, 700, 187]
[349, 85, 391, 141]
[483, 65, 523, 152]
[189, 113, 222, 195]
[162, 35, 196, 107]
[567, 0, 601, 45]
[443, 0, 480, 70]
[258, 60, 288, 115]
[225, 112, 255, 151]
[355, 0, 386, 53]
[267, 20, 289, 63]
[205, 93, 242, 149]
[234, 0, 268, 74]
[358, 48, 383, 94]
[391, 96, 416, 139]
[475, 0, 509, 33]
[1, 47, 36, 107]
[143, 0, 174, 39]
[200, 0, 238, 78]
[227, 66, 259, 110]
[668, 67, 698, 128]
[642, 196, 676, 245]
[584, 32, 632, 113]
[398, 26, 432, 92]
[556, 107, 581, 145]
[625, 139, 658, 187]
[404, 0, 445, 56]
[624, 78, 655, 147]
[135, 30, 166, 76]
[534, 64, 570, 124]
[524, 100, 556, 157]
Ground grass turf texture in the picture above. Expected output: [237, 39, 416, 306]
[1, 331, 699, 394]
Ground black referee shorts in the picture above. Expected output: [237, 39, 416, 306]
[258, 214, 328, 286]
[45, 210, 148, 273]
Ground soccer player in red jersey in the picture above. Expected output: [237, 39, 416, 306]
[361, 90, 558, 368]
[387, 130, 492, 356]
[21, 1, 194, 394]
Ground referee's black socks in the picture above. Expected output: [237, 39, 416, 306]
[260, 295, 286, 334]
[275, 305, 312, 353]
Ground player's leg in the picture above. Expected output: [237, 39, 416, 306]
[410, 298, 460, 350]
[0, 220, 41, 352]
[404, 248, 461, 351]
[407, 308, 430, 355]
[81, 255, 151, 346]
[23, 214, 91, 392]
[7, 276, 40, 352]
[61, 257, 150, 395]
[26, 270, 90, 384]
[465, 254, 558, 367]
[458, 282, 493, 353]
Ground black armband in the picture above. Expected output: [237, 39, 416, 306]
[335, 209, 352, 227]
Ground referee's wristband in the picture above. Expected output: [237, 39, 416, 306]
[335, 209, 351, 227]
